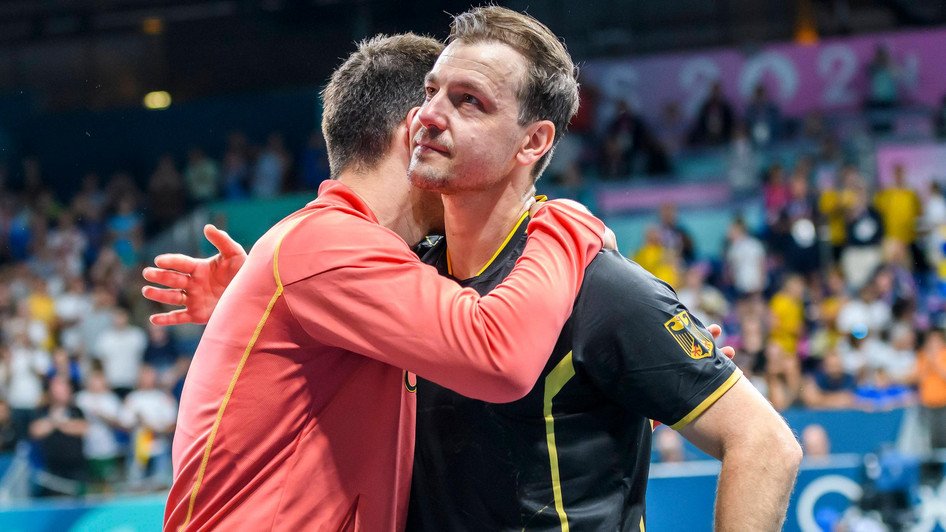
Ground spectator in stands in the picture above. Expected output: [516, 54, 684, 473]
[874, 164, 921, 265]
[762, 164, 792, 227]
[29, 375, 87, 494]
[72, 177, 108, 269]
[654, 425, 685, 463]
[802, 349, 857, 409]
[0, 399, 18, 452]
[658, 101, 687, 156]
[55, 276, 91, 354]
[767, 275, 806, 409]
[922, 182, 946, 270]
[725, 218, 766, 316]
[45, 346, 81, 391]
[677, 264, 729, 335]
[782, 170, 820, 278]
[5, 332, 50, 442]
[744, 83, 782, 146]
[736, 317, 768, 391]
[800, 424, 831, 463]
[601, 100, 669, 178]
[75, 367, 123, 493]
[866, 44, 900, 110]
[842, 182, 884, 290]
[77, 285, 116, 357]
[47, 210, 88, 279]
[935, 94, 946, 139]
[818, 165, 859, 263]
[688, 81, 735, 147]
[837, 281, 893, 340]
[146, 155, 186, 237]
[91, 307, 147, 398]
[727, 124, 757, 195]
[770, 274, 806, 357]
[252, 132, 290, 198]
[184, 147, 220, 204]
[633, 225, 680, 287]
[300, 131, 331, 190]
[221, 131, 251, 199]
[106, 193, 143, 266]
[121, 365, 177, 490]
[657, 202, 695, 264]
[919, 328, 946, 449]
[143, 323, 179, 384]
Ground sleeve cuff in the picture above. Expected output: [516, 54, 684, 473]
[669, 368, 743, 431]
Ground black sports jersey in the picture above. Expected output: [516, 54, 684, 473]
[406, 215, 741, 532]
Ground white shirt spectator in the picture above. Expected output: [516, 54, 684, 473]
[727, 233, 766, 294]
[75, 389, 122, 459]
[7, 345, 50, 409]
[92, 323, 147, 390]
[836, 298, 892, 335]
[121, 389, 177, 457]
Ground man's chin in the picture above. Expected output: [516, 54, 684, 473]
[408, 171, 451, 193]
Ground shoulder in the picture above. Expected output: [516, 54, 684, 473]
[271, 205, 417, 286]
[576, 251, 681, 324]
[581, 251, 677, 304]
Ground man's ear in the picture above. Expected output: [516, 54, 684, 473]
[515, 120, 555, 168]
[404, 106, 422, 150]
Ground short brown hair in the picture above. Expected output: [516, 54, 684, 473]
[321, 34, 444, 177]
[448, 6, 579, 179]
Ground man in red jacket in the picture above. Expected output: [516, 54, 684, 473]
[150, 34, 607, 532]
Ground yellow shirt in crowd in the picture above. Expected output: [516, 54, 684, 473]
[875, 186, 921, 244]
[769, 291, 804, 356]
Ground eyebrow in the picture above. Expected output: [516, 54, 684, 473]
[424, 73, 488, 96]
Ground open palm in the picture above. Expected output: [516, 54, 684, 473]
[141, 224, 247, 325]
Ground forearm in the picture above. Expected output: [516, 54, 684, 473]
[714, 432, 800, 531]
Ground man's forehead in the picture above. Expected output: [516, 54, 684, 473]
[428, 41, 526, 91]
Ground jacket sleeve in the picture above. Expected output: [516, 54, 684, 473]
[281, 201, 605, 403]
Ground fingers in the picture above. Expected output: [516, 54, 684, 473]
[204, 225, 246, 259]
[149, 309, 197, 326]
[153, 254, 200, 275]
[142, 267, 191, 290]
[602, 227, 617, 251]
[707, 323, 722, 339]
[141, 286, 185, 307]
[720, 346, 736, 360]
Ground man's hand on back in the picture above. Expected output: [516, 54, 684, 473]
[141, 224, 247, 325]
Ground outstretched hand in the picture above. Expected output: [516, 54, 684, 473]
[141, 224, 247, 326]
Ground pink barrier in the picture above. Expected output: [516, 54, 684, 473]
[595, 181, 732, 214]
[876, 142, 946, 190]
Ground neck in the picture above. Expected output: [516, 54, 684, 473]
[442, 173, 535, 280]
[336, 157, 430, 247]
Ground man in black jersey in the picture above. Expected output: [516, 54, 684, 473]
[142, 7, 802, 530]
[402, 6, 801, 532]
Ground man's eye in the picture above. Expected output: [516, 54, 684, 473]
[425, 87, 437, 98]
[463, 94, 480, 105]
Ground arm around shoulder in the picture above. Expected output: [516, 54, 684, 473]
[678, 376, 802, 532]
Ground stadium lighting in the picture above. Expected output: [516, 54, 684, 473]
[143, 91, 172, 110]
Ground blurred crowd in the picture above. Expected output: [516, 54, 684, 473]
[0, 129, 330, 496]
[1, 41, 946, 492]
[547, 44, 946, 188]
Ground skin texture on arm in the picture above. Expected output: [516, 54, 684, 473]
[678, 377, 802, 532]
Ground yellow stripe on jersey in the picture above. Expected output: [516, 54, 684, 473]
[180, 216, 307, 530]
[447, 211, 529, 277]
[544, 351, 576, 532]
[669, 369, 743, 431]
